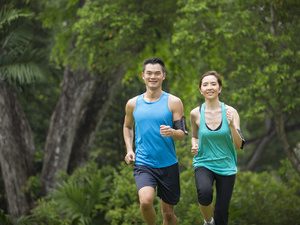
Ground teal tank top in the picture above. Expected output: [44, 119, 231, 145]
[133, 92, 177, 168]
[193, 102, 237, 175]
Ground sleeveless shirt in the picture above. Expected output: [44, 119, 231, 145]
[193, 102, 237, 175]
[133, 92, 177, 168]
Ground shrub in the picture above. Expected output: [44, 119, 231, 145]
[32, 161, 112, 225]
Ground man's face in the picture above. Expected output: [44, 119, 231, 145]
[142, 63, 165, 90]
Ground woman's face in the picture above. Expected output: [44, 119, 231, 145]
[199, 75, 222, 99]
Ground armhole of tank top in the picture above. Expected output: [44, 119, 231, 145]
[133, 96, 140, 116]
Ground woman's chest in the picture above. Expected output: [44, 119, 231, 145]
[203, 111, 222, 130]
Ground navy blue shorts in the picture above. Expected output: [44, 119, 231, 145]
[133, 163, 180, 205]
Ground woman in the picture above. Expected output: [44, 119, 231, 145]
[190, 71, 245, 225]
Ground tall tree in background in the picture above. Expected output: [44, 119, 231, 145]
[0, 2, 51, 221]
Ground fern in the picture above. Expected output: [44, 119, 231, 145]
[0, 4, 33, 29]
[0, 3, 50, 85]
[38, 162, 112, 224]
[0, 209, 12, 225]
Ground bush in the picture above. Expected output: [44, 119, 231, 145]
[32, 161, 112, 225]
[23, 158, 300, 225]
[176, 158, 300, 225]
[105, 163, 158, 224]
[230, 169, 300, 225]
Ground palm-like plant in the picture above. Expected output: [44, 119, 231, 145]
[0, 3, 50, 84]
[31, 163, 112, 225]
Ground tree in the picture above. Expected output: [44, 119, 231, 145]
[171, 0, 300, 173]
[38, 0, 179, 195]
[0, 2, 51, 221]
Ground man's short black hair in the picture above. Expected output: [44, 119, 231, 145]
[142, 57, 165, 74]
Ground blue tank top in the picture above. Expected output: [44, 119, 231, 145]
[133, 92, 177, 168]
[193, 102, 237, 175]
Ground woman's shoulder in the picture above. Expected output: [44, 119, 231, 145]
[225, 104, 238, 114]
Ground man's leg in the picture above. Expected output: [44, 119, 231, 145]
[161, 200, 177, 225]
[138, 186, 156, 225]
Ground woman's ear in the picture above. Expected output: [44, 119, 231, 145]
[219, 86, 222, 94]
[199, 88, 203, 95]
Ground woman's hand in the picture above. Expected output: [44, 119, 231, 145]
[191, 144, 199, 156]
[226, 109, 235, 128]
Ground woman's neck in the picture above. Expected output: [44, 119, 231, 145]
[204, 99, 221, 110]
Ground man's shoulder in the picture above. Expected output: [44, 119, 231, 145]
[190, 106, 200, 117]
[126, 96, 139, 111]
[167, 93, 182, 104]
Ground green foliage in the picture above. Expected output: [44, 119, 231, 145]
[172, 0, 300, 119]
[176, 166, 203, 225]
[39, 0, 178, 73]
[13, 159, 297, 224]
[275, 158, 300, 195]
[178, 160, 300, 225]
[0, 3, 51, 85]
[105, 163, 146, 224]
[230, 170, 300, 224]
[0, 209, 11, 225]
[32, 161, 112, 224]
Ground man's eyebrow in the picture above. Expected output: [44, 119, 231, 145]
[146, 70, 161, 73]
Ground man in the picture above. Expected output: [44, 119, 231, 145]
[123, 57, 187, 225]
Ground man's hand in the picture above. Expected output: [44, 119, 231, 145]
[125, 151, 135, 165]
[160, 125, 174, 137]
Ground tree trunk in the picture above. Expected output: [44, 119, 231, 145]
[0, 82, 35, 222]
[244, 116, 277, 171]
[274, 109, 300, 175]
[67, 65, 126, 173]
[40, 65, 97, 195]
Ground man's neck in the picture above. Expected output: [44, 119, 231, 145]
[144, 89, 163, 102]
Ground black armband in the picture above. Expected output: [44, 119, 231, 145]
[237, 129, 245, 149]
[173, 116, 188, 135]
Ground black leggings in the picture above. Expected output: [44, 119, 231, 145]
[195, 167, 236, 225]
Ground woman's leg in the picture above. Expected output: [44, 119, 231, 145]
[214, 174, 236, 225]
[195, 167, 215, 223]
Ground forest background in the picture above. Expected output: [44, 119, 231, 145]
[1, 0, 300, 224]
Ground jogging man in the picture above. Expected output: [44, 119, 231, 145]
[123, 57, 187, 225]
